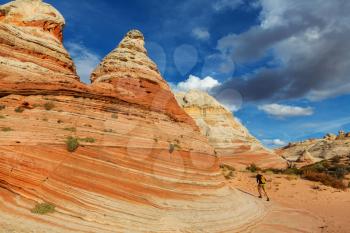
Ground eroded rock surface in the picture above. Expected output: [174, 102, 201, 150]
[276, 130, 350, 164]
[0, 0, 80, 91]
[0, 1, 322, 232]
[176, 90, 286, 169]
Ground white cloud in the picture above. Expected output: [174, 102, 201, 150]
[213, 0, 243, 11]
[65, 42, 101, 83]
[192, 28, 210, 40]
[263, 139, 287, 147]
[172, 75, 221, 92]
[214, 0, 350, 102]
[258, 103, 314, 118]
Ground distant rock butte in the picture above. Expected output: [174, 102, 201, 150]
[276, 130, 350, 165]
[176, 90, 287, 169]
[0, 1, 321, 232]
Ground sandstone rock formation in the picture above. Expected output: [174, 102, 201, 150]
[90, 29, 192, 125]
[176, 90, 286, 169]
[0, 0, 84, 94]
[0, 1, 322, 232]
[296, 150, 317, 165]
[277, 131, 350, 164]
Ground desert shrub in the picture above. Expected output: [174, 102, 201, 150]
[263, 168, 282, 174]
[79, 137, 96, 143]
[44, 102, 55, 110]
[103, 129, 114, 133]
[246, 163, 260, 172]
[302, 170, 346, 190]
[220, 164, 235, 179]
[57, 120, 63, 124]
[111, 113, 118, 119]
[332, 156, 341, 163]
[31, 203, 55, 215]
[334, 167, 347, 179]
[1, 127, 13, 132]
[0, 104, 5, 110]
[0, 115, 5, 119]
[66, 136, 79, 152]
[15, 107, 24, 113]
[283, 167, 302, 175]
[153, 138, 158, 143]
[64, 127, 76, 132]
[42, 118, 48, 122]
[169, 143, 181, 153]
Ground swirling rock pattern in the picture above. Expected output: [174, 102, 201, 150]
[176, 90, 287, 169]
[0, 1, 320, 232]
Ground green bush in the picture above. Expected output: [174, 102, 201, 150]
[79, 137, 96, 143]
[246, 163, 260, 172]
[31, 202, 55, 215]
[64, 127, 76, 132]
[66, 136, 79, 152]
[334, 167, 347, 179]
[1, 127, 13, 132]
[302, 170, 346, 190]
[332, 156, 341, 163]
[283, 167, 302, 175]
[169, 143, 181, 153]
[220, 164, 236, 179]
[44, 102, 55, 110]
[15, 107, 24, 113]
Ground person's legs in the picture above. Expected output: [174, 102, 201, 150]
[261, 184, 270, 201]
[257, 184, 262, 198]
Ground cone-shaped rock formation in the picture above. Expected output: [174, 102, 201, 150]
[0, 0, 80, 92]
[91, 29, 194, 125]
[176, 90, 287, 169]
[0, 1, 321, 232]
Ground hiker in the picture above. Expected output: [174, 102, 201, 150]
[256, 173, 270, 201]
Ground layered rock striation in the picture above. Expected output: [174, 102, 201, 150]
[0, 0, 82, 92]
[0, 1, 321, 232]
[91, 29, 192, 125]
[176, 90, 287, 169]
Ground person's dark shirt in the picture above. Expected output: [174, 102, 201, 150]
[256, 174, 264, 184]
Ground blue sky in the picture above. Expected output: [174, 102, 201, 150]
[2, 0, 349, 147]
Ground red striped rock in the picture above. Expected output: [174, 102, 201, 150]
[0, 1, 321, 232]
[176, 90, 287, 169]
[0, 0, 85, 94]
[91, 29, 193, 125]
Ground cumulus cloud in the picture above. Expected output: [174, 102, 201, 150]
[65, 42, 101, 83]
[263, 138, 287, 147]
[258, 103, 314, 118]
[213, 0, 243, 11]
[171, 75, 221, 92]
[213, 0, 350, 102]
[192, 28, 210, 40]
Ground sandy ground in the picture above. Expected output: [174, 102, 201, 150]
[229, 171, 350, 233]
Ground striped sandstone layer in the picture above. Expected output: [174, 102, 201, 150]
[0, 0, 83, 92]
[0, 1, 321, 232]
[176, 90, 286, 169]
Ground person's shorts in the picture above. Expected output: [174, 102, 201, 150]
[258, 183, 266, 189]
